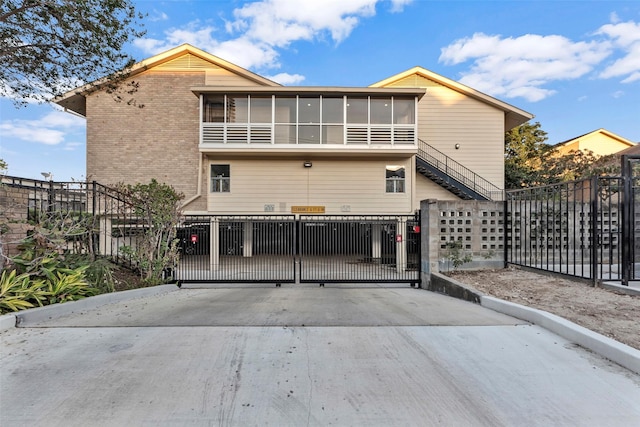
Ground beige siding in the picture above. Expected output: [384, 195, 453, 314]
[153, 52, 262, 86]
[414, 173, 461, 210]
[556, 134, 632, 157]
[206, 158, 414, 214]
[205, 69, 262, 86]
[386, 75, 505, 190]
[155, 53, 216, 70]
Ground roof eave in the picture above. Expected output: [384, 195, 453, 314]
[53, 43, 284, 117]
[191, 86, 426, 98]
[371, 66, 534, 129]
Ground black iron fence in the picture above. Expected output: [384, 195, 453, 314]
[173, 215, 297, 284]
[506, 172, 637, 285]
[298, 215, 420, 285]
[173, 214, 420, 285]
[2, 177, 421, 285]
[1, 176, 138, 266]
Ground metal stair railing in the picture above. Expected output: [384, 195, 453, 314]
[417, 139, 504, 201]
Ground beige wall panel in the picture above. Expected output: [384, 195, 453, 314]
[86, 71, 204, 202]
[206, 158, 414, 214]
[205, 69, 262, 86]
[387, 75, 505, 190]
[414, 173, 461, 210]
[556, 134, 631, 157]
[155, 53, 217, 70]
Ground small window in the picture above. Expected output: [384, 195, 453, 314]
[386, 165, 405, 193]
[211, 165, 230, 192]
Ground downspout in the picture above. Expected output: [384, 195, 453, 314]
[181, 153, 203, 208]
[182, 93, 204, 209]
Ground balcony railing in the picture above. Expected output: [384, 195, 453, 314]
[201, 123, 416, 145]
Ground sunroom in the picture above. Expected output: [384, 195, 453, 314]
[193, 87, 425, 151]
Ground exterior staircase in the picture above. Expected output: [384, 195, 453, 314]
[417, 139, 504, 201]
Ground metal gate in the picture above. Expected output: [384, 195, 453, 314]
[298, 215, 420, 286]
[174, 214, 421, 286]
[174, 215, 297, 284]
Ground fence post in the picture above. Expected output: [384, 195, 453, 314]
[419, 199, 439, 287]
[503, 196, 509, 268]
[92, 181, 97, 215]
[590, 176, 598, 286]
[621, 155, 632, 286]
[47, 179, 54, 213]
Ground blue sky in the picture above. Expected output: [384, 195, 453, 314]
[1, 0, 639, 181]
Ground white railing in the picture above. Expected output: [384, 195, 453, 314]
[202, 123, 416, 145]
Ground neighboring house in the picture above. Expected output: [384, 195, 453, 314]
[55, 44, 533, 216]
[552, 129, 636, 157]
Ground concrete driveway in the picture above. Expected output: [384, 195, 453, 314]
[1, 284, 639, 426]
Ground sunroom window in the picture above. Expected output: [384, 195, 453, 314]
[201, 94, 416, 145]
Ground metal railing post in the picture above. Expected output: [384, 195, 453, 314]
[590, 176, 599, 286]
[621, 155, 632, 286]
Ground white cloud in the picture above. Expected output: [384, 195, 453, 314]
[214, 37, 280, 69]
[63, 142, 83, 151]
[389, 0, 413, 13]
[438, 16, 640, 102]
[439, 32, 611, 102]
[229, 0, 379, 46]
[134, 0, 406, 74]
[0, 123, 65, 145]
[595, 20, 640, 83]
[612, 90, 625, 98]
[265, 72, 305, 85]
[0, 110, 84, 146]
[134, 23, 220, 55]
[149, 10, 169, 22]
[610, 12, 621, 24]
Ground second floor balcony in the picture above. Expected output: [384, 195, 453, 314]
[194, 87, 425, 153]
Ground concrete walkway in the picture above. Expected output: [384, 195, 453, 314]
[1, 284, 640, 426]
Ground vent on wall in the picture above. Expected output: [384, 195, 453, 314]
[156, 53, 218, 70]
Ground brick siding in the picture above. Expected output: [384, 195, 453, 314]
[86, 71, 206, 211]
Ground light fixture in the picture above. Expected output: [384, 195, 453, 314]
[303, 161, 312, 168]
[41, 172, 53, 181]
[455, 144, 460, 149]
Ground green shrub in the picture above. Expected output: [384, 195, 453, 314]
[446, 240, 472, 271]
[44, 267, 97, 304]
[0, 270, 46, 314]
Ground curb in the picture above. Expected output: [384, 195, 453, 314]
[428, 273, 640, 376]
[481, 296, 640, 375]
[0, 284, 179, 332]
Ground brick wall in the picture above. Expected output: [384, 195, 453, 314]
[86, 71, 207, 212]
[0, 184, 34, 261]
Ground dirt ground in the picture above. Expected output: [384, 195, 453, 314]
[446, 267, 640, 351]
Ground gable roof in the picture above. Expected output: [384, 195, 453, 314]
[553, 128, 636, 148]
[55, 44, 281, 116]
[370, 66, 534, 130]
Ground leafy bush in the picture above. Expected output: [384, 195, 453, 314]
[0, 265, 99, 315]
[0, 270, 46, 313]
[446, 240, 472, 271]
[43, 266, 96, 304]
[65, 254, 116, 294]
[1, 232, 100, 314]
[115, 179, 183, 284]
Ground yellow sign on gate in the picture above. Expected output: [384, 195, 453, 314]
[291, 206, 326, 214]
